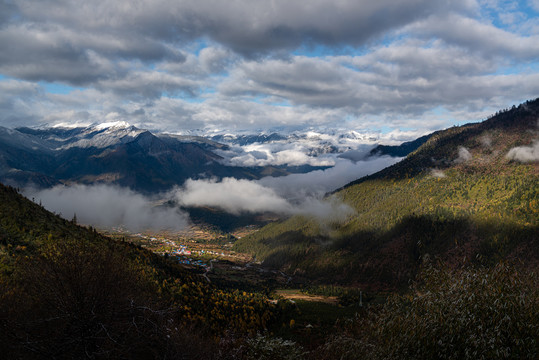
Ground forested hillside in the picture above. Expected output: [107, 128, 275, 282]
[235, 99, 539, 290]
[0, 95, 537, 358]
[0, 183, 294, 359]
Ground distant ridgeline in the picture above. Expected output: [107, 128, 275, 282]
[0, 183, 294, 359]
[0, 124, 326, 194]
[234, 99, 539, 291]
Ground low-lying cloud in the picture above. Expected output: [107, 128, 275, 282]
[222, 147, 335, 167]
[430, 169, 446, 178]
[26, 184, 189, 231]
[176, 178, 293, 215]
[174, 177, 354, 223]
[506, 140, 539, 163]
[174, 156, 399, 222]
[24, 155, 402, 230]
[258, 156, 401, 199]
[214, 132, 384, 169]
[479, 135, 492, 148]
[454, 146, 472, 163]
[215, 140, 339, 167]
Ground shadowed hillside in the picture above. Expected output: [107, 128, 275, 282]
[0, 183, 294, 359]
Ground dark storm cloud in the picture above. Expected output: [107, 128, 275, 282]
[0, 79, 44, 126]
[0, 0, 19, 26]
[95, 71, 201, 99]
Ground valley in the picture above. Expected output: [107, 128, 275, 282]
[0, 99, 537, 359]
[2, 0, 538, 357]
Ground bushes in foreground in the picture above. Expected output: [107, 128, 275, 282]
[316, 262, 538, 360]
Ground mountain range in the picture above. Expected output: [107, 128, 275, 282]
[0, 121, 427, 195]
[0, 122, 328, 193]
[0, 100, 537, 358]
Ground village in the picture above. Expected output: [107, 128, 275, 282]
[103, 222, 258, 271]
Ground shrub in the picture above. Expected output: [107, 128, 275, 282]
[322, 263, 538, 360]
[243, 333, 305, 360]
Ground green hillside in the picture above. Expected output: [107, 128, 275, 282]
[0, 98, 537, 358]
[0, 183, 294, 359]
[234, 99, 539, 290]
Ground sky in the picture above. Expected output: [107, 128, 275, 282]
[1, 0, 539, 138]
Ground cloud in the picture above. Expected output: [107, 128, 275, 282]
[216, 140, 338, 167]
[258, 156, 401, 199]
[25, 155, 388, 229]
[0, 24, 118, 85]
[212, 130, 400, 168]
[219, 51, 539, 117]
[175, 177, 293, 215]
[1, 1, 538, 136]
[408, 12, 539, 60]
[24, 157, 391, 231]
[26, 184, 189, 231]
[174, 176, 355, 223]
[227, 149, 334, 167]
[454, 146, 472, 163]
[10, 0, 474, 56]
[95, 70, 201, 99]
[506, 140, 539, 162]
[430, 169, 446, 178]
[175, 155, 399, 221]
[479, 134, 492, 148]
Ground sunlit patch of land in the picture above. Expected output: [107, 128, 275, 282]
[101, 222, 262, 263]
[275, 289, 339, 305]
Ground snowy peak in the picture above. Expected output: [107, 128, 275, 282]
[93, 121, 132, 131]
[55, 122, 145, 149]
[16, 122, 145, 150]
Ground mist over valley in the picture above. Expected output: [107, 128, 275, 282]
[1, 0, 538, 357]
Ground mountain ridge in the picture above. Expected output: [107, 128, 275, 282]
[234, 98, 539, 290]
[1, 124, 332, 193]
[344, 99, 538, 188]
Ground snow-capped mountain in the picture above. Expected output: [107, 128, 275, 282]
[0, 122, 426, 193]
[0, 123, 332, 192]
[205, 129, 388, 168]
[17, 121, 146, 150]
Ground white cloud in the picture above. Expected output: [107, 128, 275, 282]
[430, 169, 447, 178]
[174, 176, 355, 223]
[258, 157, 401, 199]
[174, 155, 399, 221]
[506, 140, 539, 162]
[26, 184, 189, 231]
[479, 135, 492, 147]
[175, 177, 293, 215]
[217, 141, 338, 167]
[528, 0, 539, 12]
[455, 146, 472, 163]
